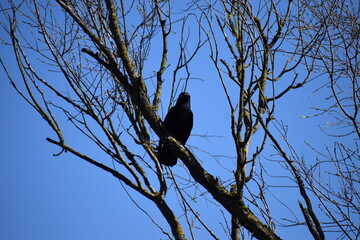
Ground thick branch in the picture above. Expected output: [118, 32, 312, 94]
[154, 197, 186, 240]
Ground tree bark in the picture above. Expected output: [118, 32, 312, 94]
[154, 197, 186, 240]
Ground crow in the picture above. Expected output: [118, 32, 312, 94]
[157, 92, 193, 167]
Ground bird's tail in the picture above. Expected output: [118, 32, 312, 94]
[157, 145, 177, 167]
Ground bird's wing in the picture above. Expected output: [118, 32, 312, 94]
[180, 109, 193, 144]
[163, 106, 178, 132]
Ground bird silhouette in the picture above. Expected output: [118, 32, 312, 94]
[157, 92, 193, 166]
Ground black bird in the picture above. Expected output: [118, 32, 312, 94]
[157, 92, 193, 167]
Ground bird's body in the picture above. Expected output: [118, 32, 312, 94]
[158, 92, 193, 167]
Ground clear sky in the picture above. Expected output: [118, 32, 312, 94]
[0, 1, 357, 240]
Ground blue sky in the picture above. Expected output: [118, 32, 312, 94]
[1, 1, 358, 240]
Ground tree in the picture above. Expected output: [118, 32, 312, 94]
[1, 0, 358, 239]
[289, 0, 360, 238]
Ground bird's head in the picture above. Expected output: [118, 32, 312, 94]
[176, 92, 191, 107]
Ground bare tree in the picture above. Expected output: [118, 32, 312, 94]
[298, 0, 359, 137]
[289, 0, 360, 238]
[1, 0, 358, 239]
